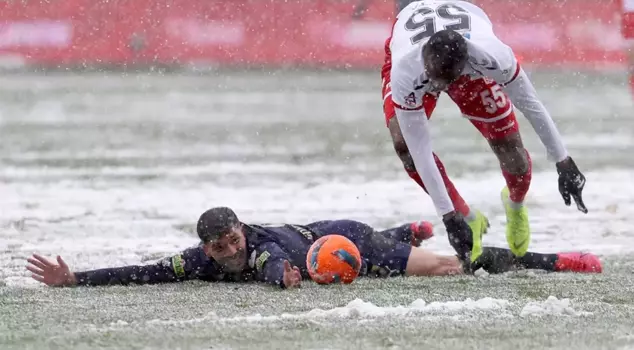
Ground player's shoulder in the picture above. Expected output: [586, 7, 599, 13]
[251, 223, 286, 230]
[465, 31, 516, 68]
[248, 223, 285, 241]
[245, 225, 285, 252]
[391, 47, 426, 88]
[390, 60, 429, 109]
[167, 243, 206, 260]
[390, 57, 426, 101]
[391, 46, 420, 72]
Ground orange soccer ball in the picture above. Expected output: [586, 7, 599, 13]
[306, 234, 362, 284]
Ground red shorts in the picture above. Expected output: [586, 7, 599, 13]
[381, 36, 519, 140]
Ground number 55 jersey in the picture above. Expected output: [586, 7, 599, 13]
[381, 0, 568, 217]
[389, 0, 519, 110]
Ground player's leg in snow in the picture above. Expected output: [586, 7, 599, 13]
[446, 77, 532, 257]
[328, 220, 465, 278]
[314, 220, 422, 278]
[468, 247, 602, 274]
[387, 116, 489, 260]
[379, 221, 434, 247]
[496, 140, 532, 257]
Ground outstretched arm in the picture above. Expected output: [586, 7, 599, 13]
[466, 36, 569, 163]
[395, 107, 454, 216]
[26, 246, 217, 287]
[502, 68, 587, 212]
[468, 38, 587, 212]
[502, 68, 568, 163]
[390, 67, 454, 217]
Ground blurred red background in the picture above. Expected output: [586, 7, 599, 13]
[0, 0, 627, 69]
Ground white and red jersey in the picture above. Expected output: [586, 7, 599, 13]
[387, 0, 568, 216]
[390, 0, 519, 111]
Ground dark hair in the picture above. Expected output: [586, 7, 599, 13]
[196, 207, 240, 243]
[422, 29, 468, 82]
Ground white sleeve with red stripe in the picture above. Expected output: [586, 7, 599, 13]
[503, 68, 569, 162]
[391, 67, 455, 217]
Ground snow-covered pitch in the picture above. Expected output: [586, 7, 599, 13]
[1, 71, 633, 349]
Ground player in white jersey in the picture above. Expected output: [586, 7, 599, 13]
[380, 1, 587, 262]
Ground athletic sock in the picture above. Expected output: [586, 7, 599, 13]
[501, 149, 532, 205]
[516, 252, 558, 271]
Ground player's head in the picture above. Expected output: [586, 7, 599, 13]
[197, 207, 247, 272]
[422, 29, 468, 90]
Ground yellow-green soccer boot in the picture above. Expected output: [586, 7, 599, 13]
[467, 210, 490, 262]
[501, 187, 530, 256]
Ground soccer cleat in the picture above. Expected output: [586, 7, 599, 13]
[501, 187, 530, 257]
[554, 252, 602, 273]
[409, 221, 434, 247]
[466, 210, 489, 262]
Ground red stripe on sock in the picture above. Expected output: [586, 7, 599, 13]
[502, 150, 532, 203]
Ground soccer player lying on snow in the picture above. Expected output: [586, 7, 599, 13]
[26, 207, 601, 289]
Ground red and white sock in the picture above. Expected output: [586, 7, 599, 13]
[501, 150, 532, 208]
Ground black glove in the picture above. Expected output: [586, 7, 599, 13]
[556, 157, 587, 213]
[442, 212, 473, 263]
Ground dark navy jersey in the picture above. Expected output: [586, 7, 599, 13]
[74, 220, 413, 288]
